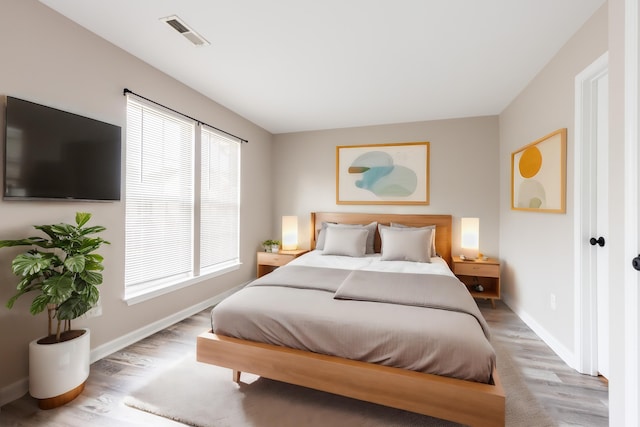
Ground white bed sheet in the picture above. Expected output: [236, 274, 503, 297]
[288, 249, 456, 277]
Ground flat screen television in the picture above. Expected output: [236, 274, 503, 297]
[3, 96, 122, 201]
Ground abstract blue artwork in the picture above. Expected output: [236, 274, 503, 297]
[337, 142, 429, 205]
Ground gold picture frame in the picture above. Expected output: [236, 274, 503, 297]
[336, 142, 429, 205]
[511, 129, 567, 213]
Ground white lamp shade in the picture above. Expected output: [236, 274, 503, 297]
[282, 216, 298, 250]
[461, 217, 479, 256]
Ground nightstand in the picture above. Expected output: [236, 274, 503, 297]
[256, 249, 309, 278]
[452, 256, 501, 308]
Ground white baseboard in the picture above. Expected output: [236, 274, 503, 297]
[0, 378, 28, 408]
[502, 294, 575, 369]
[90, 282, 246, 363]
[0, 282, 246, 407]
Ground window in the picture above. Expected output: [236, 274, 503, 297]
[200, 128, 240, 273]
[124, 97, 240, 301]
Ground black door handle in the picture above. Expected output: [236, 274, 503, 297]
[633, 255, 640, 271]
[590, 236, 605, 247]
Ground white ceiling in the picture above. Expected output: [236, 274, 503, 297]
[39, 0, 605, 134]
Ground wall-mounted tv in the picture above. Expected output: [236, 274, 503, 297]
[3, 96, 122, 201]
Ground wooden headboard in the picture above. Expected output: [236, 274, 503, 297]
[310, 212, 452, 267]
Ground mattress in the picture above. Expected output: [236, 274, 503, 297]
[288, 248, 457, 275]
[212, 251, 496, 383]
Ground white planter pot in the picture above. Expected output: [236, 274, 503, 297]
[29, 328, 90, 408]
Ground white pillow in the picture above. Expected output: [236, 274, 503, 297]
[317, 221, 377, 253]
[380, 227, 432, 263]
[322, 227, 368, 257]
[390, 222, 437, 256]
[315, 221, 335, 250]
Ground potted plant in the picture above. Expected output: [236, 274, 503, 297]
[0, 212, 109, 409]
[262, 239, 281, 253]
[261, 239, 281, 253]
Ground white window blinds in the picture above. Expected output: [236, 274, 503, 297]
[124, 96, 242, 297]
[200, 127, 240, 271]
[125, 98, 194, 288]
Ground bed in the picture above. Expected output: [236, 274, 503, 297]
[197, 213, 505, 426]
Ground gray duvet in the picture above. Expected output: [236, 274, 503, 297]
[212, 265, 496, 383]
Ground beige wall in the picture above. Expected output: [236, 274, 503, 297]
[0, 0, 272, 396]
[498, 5, 608, 358]
[272, 116, 500, 257]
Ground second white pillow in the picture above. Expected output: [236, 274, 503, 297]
[380, 227, 432, 263]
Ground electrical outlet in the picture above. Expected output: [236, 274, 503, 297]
[550, 293, 557, 311]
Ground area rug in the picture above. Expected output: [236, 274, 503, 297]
[124, 340, 555, 427]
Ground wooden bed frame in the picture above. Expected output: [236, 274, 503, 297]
[197, 212, 505, 427]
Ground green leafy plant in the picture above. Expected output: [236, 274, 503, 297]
[0, 212, 109, 342]
[262, 239, 281, 252]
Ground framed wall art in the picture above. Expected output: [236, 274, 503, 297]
[336, 141, 429, 205]
[511, 128, 567, 213]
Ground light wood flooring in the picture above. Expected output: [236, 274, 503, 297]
[0, 300, 608, 426]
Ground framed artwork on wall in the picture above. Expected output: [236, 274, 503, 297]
[336, 141, 430, 205]
[511, 128, 567, 213]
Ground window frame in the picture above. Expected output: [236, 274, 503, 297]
[123, 96, 241, 305]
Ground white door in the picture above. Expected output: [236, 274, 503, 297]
[622, 0, 640, 423]
[573, 53, 608, 378]
[595, 74, 609, 378]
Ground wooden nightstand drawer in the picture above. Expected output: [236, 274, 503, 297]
[453, 262, 499, 278]
[257, 252, 294, 267]
[256, 249, 309, 278]
[452, 256, 501, 308]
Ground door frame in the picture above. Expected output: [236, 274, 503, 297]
[623, 0, 640, 423]
[573, 52, 608, 376]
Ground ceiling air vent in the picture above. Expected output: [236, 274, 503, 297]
[160, 15, 210, 47]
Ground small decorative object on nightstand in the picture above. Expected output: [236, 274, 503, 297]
[452, 256, 501, 308]
[257, 249, 309, 278]
[261, 239, 281, 253]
